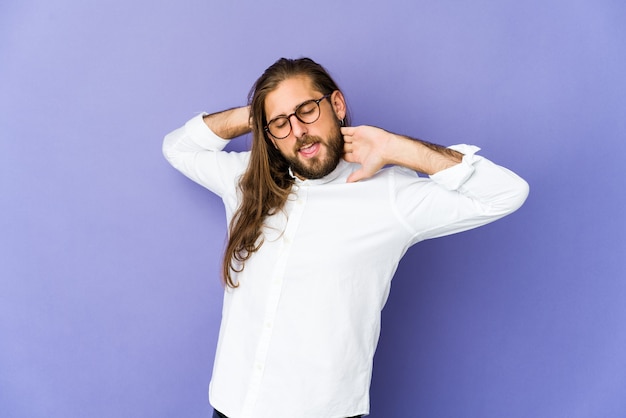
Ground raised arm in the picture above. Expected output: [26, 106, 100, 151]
[341, 125, 529, 239]
[162, 106, 252, 197]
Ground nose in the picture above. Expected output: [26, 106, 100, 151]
[288, 114, 308, 139]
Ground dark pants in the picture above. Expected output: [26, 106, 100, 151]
[213, 409, 362, 418]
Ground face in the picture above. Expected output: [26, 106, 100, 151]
[264, 75, 346, 180]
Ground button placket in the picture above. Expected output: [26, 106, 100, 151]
[240, 185, 308, 417]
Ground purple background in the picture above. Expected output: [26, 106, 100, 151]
[1, 1, 625, 417]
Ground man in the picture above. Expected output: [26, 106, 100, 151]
[163, 57, 529, 418]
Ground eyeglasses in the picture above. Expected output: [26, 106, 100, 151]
[264, 94, 331, 139]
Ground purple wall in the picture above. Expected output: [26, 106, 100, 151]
[1, 1, 625, 417]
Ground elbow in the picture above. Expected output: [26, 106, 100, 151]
[162, 131, 178, 165]
[498, 177, 530, 216]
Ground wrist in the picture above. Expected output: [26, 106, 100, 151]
[384, 133, 414, 166]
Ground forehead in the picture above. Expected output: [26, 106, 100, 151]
[264, 75, 321, 119]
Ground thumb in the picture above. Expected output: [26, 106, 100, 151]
[347, 168, 366, 183]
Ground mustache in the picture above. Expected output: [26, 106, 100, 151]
[294, 135, 322, 151]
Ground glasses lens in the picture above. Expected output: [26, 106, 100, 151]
[296, 100, 320, 123]
[268, 117, 290, 139]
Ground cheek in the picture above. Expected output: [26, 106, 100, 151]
[320, 118, 340, 135]
[275, 139, 295, 156]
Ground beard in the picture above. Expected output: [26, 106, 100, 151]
[283, 124, 344, 180]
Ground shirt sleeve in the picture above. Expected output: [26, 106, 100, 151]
[392, 144, 529, 245]
[162, 113, 250, 198]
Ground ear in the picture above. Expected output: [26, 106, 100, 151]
[330, 90, 347, 121]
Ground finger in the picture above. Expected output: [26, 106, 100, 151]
[343, 150, 356, 163]
[341, 126, 355, 136]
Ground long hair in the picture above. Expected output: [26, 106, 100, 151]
[222, 57, 348, 287]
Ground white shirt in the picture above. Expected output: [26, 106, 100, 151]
[163, 114, 529, 418]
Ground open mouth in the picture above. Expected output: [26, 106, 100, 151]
[298, 142, 320, 158]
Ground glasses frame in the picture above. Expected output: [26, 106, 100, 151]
[264, 94, 332, 140]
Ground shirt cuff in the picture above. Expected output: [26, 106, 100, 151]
[429, 144, 481, 191]
[184, 113, 231, 151]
